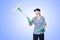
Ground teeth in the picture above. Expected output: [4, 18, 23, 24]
[12, 3, 22, 12]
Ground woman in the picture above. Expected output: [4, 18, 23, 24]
[29, 8, 47, 40]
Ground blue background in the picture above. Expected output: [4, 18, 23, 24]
[0, 0, 60, 40]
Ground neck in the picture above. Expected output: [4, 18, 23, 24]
[36, 14, 41, 20]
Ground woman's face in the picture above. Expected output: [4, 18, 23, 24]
[35, 11, 40, 15]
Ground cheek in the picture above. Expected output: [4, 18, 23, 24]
[35, 13, 38, 15]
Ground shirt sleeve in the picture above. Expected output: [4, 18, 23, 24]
[43, 17, 47, 25]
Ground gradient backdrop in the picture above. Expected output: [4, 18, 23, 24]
[0, 0, 60, 40]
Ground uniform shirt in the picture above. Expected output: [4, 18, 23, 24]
[29, 16, 46, 34]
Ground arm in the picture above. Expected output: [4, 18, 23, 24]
[29, 19, 34, 26]
[26, 16, 34, 26]
[43, 24, 46, 29]
[38, 17, 47, 32]
[43, 17, 47, 29]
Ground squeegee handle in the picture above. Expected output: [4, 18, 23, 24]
[17, 8, 22, 12]
[26, 16, 31, 23]
[17, 8, 31, 23]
